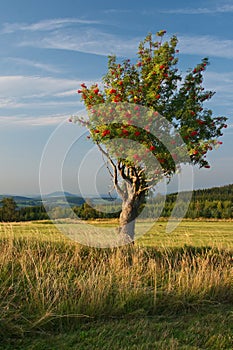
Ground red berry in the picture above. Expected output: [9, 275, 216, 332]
[150, 145, 156, 151]
[135, 131, 141, 137]
[109, 88, 117, 94]
[190, 131, 198, 137]
[122, 129, 129, 135]
[102, 129, 110, 137]
[81, 83, 87, 88]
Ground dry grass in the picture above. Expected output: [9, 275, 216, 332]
[0, 224, 232, 339]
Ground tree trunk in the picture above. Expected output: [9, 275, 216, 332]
[118, 192, 145, 243]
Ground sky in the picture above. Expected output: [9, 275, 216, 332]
[0, 0, 233, 196]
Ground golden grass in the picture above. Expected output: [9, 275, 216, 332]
[0, 222, 232, 337]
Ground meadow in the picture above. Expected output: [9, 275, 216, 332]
[0, 220, 232, 349]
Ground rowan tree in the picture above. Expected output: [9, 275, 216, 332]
[72, 31, 227, 242]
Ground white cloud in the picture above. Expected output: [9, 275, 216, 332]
[2, 18, 100, 34]
[199, 71, 233, 116]
[55, 90, 78, 97]
[0, 114, 70, 127]
[102, 9, 132, 14]
[160, 4, 233, 15]
[0, 75, 87, 116]
[178, 34, 233, 59]
[205, 71, 233, 91]
[0, 75, 81, 99]
[2, 19, 139, 57]
[204, 71, 233, 105]
[11, 20, 233, 60]
[0, 98, 18, 108]
[19, 28, 139, 57]
[8, 57, 61, 74]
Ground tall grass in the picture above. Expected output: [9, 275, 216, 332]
[0, 226, 232, 338]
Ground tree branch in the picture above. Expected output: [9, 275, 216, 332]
[96, 143, 124, 198]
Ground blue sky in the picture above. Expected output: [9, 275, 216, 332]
[0, 0, 233, 195]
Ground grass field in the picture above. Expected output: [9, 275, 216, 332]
[1, 219, 233, 247]
[0, 220, 232, 349]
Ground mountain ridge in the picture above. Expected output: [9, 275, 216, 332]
[1, 183, 233, 207]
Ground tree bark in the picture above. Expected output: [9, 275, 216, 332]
[118, 191, 146, 243]
[95, 145, 148, 243]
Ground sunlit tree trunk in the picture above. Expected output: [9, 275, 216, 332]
[118, 192, 145, 242]
[116, 167, 146, 243]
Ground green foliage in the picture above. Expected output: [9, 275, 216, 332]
[73, 202, 120, 220]
[165, 184, 233, 219]
[73, 32, 228, 238]
[18, 205, 49, 221]
[0, 197, 17, 221]
[75, 31, 227, 172]
[0, 200, 49, 222]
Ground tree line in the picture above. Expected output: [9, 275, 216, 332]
[0, 184, 232, 222]
[0, 197, 49, 222]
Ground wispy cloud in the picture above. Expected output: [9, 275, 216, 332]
[0, 114, 69, 126]
[102, 9, 133, 14]
[0, 75, 80, 99]
[160, 4, 233, 15]
[19, 28, 139, 57]
[200, 71, 233, 116]
[8, 18, 233, 59]
[1, 17, 139, 57]
[0, 75, 88, 116]
[205, 71, 233, 103]
[7, 57, 61, 74]
[178, 34, 233, 59]
[2, 18, 100, 34]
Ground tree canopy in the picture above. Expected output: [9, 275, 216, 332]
[72, 31, 227, 242]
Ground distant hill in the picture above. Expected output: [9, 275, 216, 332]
[0, 195, 42, 207]
[1, 184, 233, 208]
[166, 184, 233, 202]
[41, 191, 76, 198]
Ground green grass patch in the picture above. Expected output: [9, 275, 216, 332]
[1, 219, 233, 248]
[2, 305, 233, 350]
